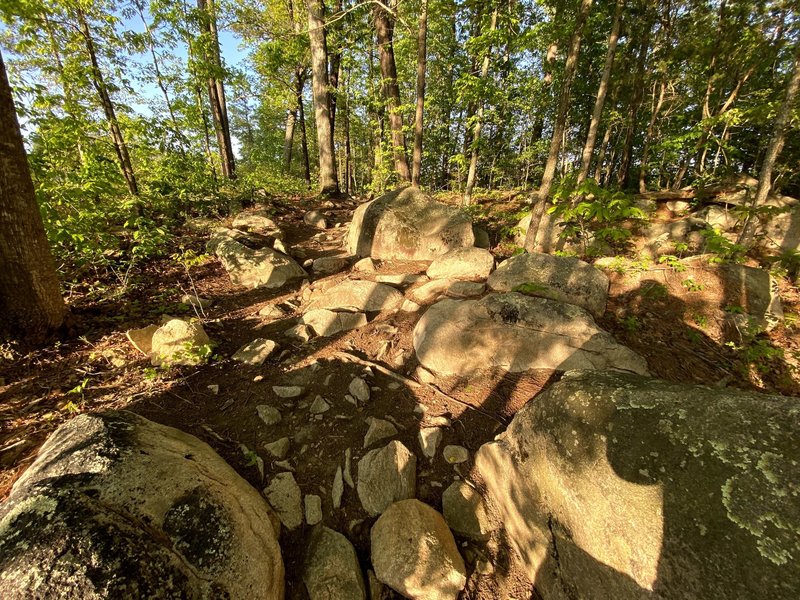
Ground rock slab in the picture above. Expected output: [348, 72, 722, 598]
[0, 411, 283, 599]
[475, 370, 800, 600]
[304, 526, 366, 600]
[307, 280, 404, 313]
[413, 293, 649, 377]
[371, 499, 466, 600]
[487, 252, 609, 318]
[426, 247, 495, 281]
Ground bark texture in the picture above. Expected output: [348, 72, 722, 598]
[0, 51, 65, 345]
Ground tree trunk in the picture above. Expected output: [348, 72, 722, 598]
[296, 72, 312, 188]
[0, 50, 65, 345]
[198, 0, 236, 180]
[737, 43, 800, 245]
[639, 78, 667, 193]
[283, 106, 297, 172]
[77, 9, 138, 197]
[463, 8, 499, 205]
[577, 0, 622, 185]
[328, 0, 342, 137]
[307, 0, 339, 195]
[374, 1, 411, 182]
[411, 0, 428, 187]
[524, 0, 593, 252]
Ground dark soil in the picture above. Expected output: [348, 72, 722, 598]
[1, 191, 797, 599]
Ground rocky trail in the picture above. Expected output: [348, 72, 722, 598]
[1, 187, 799, 599]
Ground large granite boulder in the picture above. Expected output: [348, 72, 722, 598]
[475, 371, 800, 600]
[209, 229, 306, 289]
[487, 253, 609, 318]
[0, 411, 283, 599]
[346, 187, 474, 260]
[413, 293, 648, 377]
[719, 264, 783, 331]
[426, 247, 495, 281]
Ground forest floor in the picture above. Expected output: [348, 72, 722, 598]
[1, 190, 798, 599]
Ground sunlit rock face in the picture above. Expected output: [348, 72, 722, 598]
[0, 411, 284, 599]
[346, 186, 474, 260]
[475, 371, 800, 600]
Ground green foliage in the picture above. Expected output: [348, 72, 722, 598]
[681, 277, 704, 292]
[700, 229, 746, 264]
[658, 255, 687, 272]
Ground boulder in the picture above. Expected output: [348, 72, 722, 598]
[761, 203, 800, 253]
[694, 205, 740, 231]
[312, 255, 351, 275]
[346, 187, 474, 260]
[514, 210, 579, 253]
[413, 294, 649, 377]
[301, 309, 368, 337]
[371, 500, 466, 600]
[638, 220, 706, 258]
[442, 481, 495, 541]
[475, 370, 800, 600]
[487, 253, 609, 318]
[357, 441, 416, 516]
[126, 323, 160, 355]
[426, 247, 495, 281]
[363, 418, 398, 448]
[232, 209, 280, 234]
[665, 199, 692, 213]
[306, 280, 404, 313]
[211, 234, 306, 289]
[304, 526, 366, 600]
[0, 411, 283, 599]
[150, 318, 212, 366]
[473, 225, 491, 249]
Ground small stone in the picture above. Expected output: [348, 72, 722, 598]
[273, 385, 305, 399]
[285, 323, 313, 342]
[264, 437, 290, 459]
[443, 445, 469, 464]
[273, 239, 288, 254]
[357, 441, 416, 516]
[442, 481, 495, 541]
[274, 460, 294, 471]
[345, 394, 358, 406]
[375, 273, 427, 286]
[126, 324, 160, 355]
[312, 255, 350, 275]
[344, 449, 355, 488]
[232, 338, 278, 366]
[304, 210, 328, 229]
[419, 428, 443, 460]
[428, 416, 452, 428]
[349, 377, 371, 403]
[400, 299, 422, 313]
[414, 403, 428, 415]
[207, 384, 219, 395]
[363, 418, 398, 448]
[333, 466, 344, 509]
[180, 293, 213, 309]
[305, 494, 323, 525]
[303, 258, 314, 268]
[259, 304, 285, 319]
[371, 500, 466, 600]
[253, 375, 264, 382]
[257, 405, 282, 427]
[303, 526, 366, 600]
[310, 395, 331, 414]
[264, 472, 303, 530]
[353, 257, 376, 272]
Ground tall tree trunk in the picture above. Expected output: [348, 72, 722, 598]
[77, 9, 138, 197]
[639, 78, 667, 193]
[0, 50, 65, 345]
[463, 8, 499, 205]
[524, 0, 593, 252]
[594, 122, 613, 181]
[374, 1, 411, 182]
[307, 0, 339, 195]
[198, 0, 236, 180]
[283, 106, 297, 172]
[616, 18, 653, 189]
[577, 0, 622, 185]
[342, 64, 353, 194]
[411, 0, 428, 187]
[738, 43, 800, 245]
[297, 73, 312, 188]
[328, 0, 342, 136]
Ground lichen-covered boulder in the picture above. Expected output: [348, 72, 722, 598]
[487, 252, 609, 318]
[475, 371, 800, 600]
[0, 411, 284, 599]
[346, 187, 474, 260]
[413, 293, 648, 377]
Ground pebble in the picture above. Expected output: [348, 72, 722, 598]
[344, 449, 355, 488]
[207, 384, 219, 395]
[419, 427, 443, 459]
[273, 385, 305, 399]
[363, 418, 398, 448]
[305, 494, 323, 525]
[332, 466, 344, 509]
[264, 437, 290, 459]
[257, 405, 282, 427]
[310, 395, 331, 414]
[264, 472, 303, 530]
[349, 377, 371, 403]
[443, 445, 469, 464]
